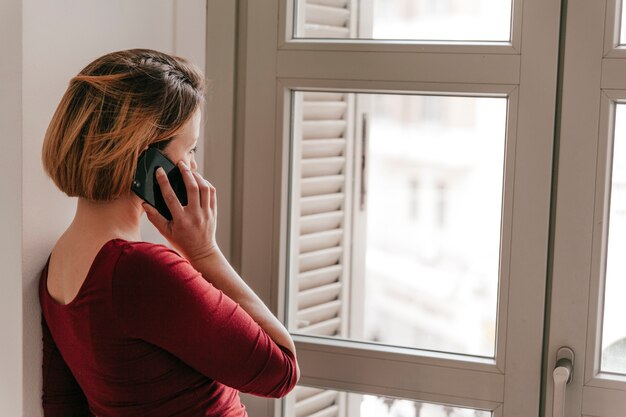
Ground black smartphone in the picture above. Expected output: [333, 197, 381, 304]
[131, 147, 188, 221]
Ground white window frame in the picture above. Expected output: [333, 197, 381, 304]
[547, 0, 626, 414]
[211, 0, 562, 415]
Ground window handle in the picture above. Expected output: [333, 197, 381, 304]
[552, 347, 574, 417]
[360, 113, 368, 211]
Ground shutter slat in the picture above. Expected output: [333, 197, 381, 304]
[298, 282, 342, 309]
[301, 193, 344, 216]
[301, 175, 345, 196]
[307, 0, 348, 7]
[299, 265, 342, 291]
[297, 300, 342, 328]
[300, 211, 344, 235]
[298, 317, 342, 335]
[302, 139, 346, 159]
[302, 157, 346, 177]
[303, 101, 347, 120]
[295, 390, 339, 416]
[306, 4, 350, 27]
[299, 246, 343, 272]
[304, 25, 351, 38]
[295, 386, 325, 402]
[300, 229, 343, 253]
[303, 120, 347, 139]
[305, 405, 340, 417]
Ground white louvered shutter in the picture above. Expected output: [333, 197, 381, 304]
[286, 2, 374, 416]
[284, 90, 355, 417]
[291, 91, 355, 337]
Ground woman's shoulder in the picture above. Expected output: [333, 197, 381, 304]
[112, 238, 181, 258]
[112, 238, 194, 280]
[110, 239, 204, 313]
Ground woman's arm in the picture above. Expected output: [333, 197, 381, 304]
[142, 161, 299, 375]
[112, 242, 299, 397]
[41, 315, 94, 417]
[188, 247, 297, 358]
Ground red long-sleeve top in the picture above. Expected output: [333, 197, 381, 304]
[39, 238, 298, 417]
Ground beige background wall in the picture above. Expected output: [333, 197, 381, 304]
[0, 0, 24, 415]
[1, 1, 206, 414]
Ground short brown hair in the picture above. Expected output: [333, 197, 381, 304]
[42, 49, 205, 201]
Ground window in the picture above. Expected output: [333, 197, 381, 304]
[214, 0, 626, 414]
[287, 92, 506, 358]
[293, 0, 513, 42]
[601, 103, 626, 375]
[231, 0, 560, 415]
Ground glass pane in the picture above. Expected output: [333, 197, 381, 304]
[287, 91, 507, 358]
[283, 384, 492, 417]
[294, 0, 512, 42]
[601, 104, 626, 375]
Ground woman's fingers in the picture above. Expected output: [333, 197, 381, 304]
[209, 184, 217, 214]
[142, 202, 168, 233]
[155, 164, 215, 227]
[192, 171, 210, 209]
[146, 167, 218, 261]
[177, 161, 199, 210]
[155, 167, 185, 220]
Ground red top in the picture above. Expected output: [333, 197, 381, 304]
[39, 238, 298, 417]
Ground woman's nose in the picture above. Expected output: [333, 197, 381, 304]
[190, 157, 198, 171]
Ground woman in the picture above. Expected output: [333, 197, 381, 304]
[39, 49, 299, 416]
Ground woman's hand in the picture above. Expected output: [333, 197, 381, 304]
[142, 161, 219, 263]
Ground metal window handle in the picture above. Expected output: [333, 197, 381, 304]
[552, 347, 574, 417]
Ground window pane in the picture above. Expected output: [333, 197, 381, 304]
[283, 384, 492, 417]
[287, 91, 507, 358]
[601, 104, 626, 375]
[294, 0, 512, 42]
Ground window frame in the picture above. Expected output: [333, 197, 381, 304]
[279, 80, 518, 371]
[228, 0, 562, 415]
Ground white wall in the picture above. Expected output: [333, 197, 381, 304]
[0, 0, 24, 415]
[0, 1, 206, 415]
